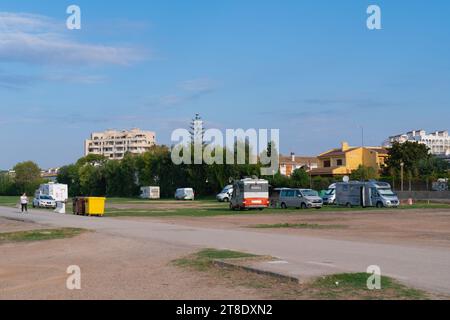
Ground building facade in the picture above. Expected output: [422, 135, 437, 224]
[310, 142, 388, 177]
[385, 130, 450, 156]
[279, 153, 318, 176]
[84, 129, 156, 160]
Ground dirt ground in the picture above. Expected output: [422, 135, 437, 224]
[140, 208, 450, 248]
[0, 217, 268, 300]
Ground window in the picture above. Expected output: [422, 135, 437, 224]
[324, 160, 331, 168]
[336, 159, 343, 166]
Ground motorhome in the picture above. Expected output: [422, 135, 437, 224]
[230, 178, 269, 210]
[336, 181, 399, 208]
[322, 183, 336, 205]
[36, 183, 68, 202]
[140, 186, 160, 199]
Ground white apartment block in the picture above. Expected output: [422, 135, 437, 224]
[385, 130, 450, 156]
[84, 129, 156, 160]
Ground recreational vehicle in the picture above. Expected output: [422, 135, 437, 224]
[322, 183, 336, 205]
[230, 178, 269, 210]
[140, 186, 160, 199]
[336, 181, 399, 208]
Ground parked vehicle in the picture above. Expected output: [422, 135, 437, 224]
[175, 188, 195, 200]
[322, 183, 336, 205]
[279, 188, 323, 209]
[216, 185, 233, 202]
[38, 183, 68, 202]
[335, 181, 399, 208]
[269, 188, 284, 208]
[230, 178, 269, 210]
[33, 194, 57, 209]
[140, 186, 160, 199]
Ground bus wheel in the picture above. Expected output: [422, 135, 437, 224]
[281, 203, 287, 209]
[346, 203, 352, 208]
[376, 202, 384, 208]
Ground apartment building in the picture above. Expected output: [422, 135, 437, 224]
[310, 142, 388, 177]
[384, 130, 450, 156]
[84, 129, 156, 160]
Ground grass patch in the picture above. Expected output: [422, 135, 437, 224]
[174, 248, 258, 271]
[309, 273, 428, 300]
[250, 223, 346, 229]
[174, 249, 430, 300]
[0, 228, 86, 244]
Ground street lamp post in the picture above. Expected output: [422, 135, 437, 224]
[400, 162, 405, 192]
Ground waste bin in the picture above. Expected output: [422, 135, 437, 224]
[85, 197, 106, 216]
[73, 197, 86, 215]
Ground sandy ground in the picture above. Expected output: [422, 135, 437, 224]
[0, 217, 266, 300]
[139, 208, 450, 248]
[2, 207, 450, 299]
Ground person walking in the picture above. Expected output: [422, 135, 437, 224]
[20, 193, 28, 213]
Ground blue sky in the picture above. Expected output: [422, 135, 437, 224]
[0, 0, 449, 169]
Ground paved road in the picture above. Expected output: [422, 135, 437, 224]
[2, 206, 450, 295]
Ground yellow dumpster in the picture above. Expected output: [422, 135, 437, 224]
[85, 197, 106, 216]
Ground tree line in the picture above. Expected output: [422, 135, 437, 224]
[1, 141, 448, 198]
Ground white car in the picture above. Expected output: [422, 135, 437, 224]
[216, 185, 233, 202]
[33, 195, 57, 209]
[175, 188, 195, 200]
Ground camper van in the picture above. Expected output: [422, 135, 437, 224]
[140, 186, 160, 199]
[322, 183, 336, 205]
[230, 178, 269, 210]
[36, 183, 68, 202]
[336, 181, 399, 208]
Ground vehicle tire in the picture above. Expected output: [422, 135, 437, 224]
[301, 203, 307, 210]
[346, 203, 352, 208]
[376, 202, 384, 208]
[281, 203, 287, 209]
[224, 198, 229, 203]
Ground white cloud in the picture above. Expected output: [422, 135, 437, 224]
[0, 12, 146, 66]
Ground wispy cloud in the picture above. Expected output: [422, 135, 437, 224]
[148, 78, 217, 108]
[0, 12, 146, 66]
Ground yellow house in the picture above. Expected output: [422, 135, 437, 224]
[310, 142, 388, 177]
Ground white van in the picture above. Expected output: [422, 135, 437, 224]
[175, 188, 195, 201]
[216, 185, 233, 202]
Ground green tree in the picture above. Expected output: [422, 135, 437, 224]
[350, 165, 379, 181]
[13, 161, 42, 194]
[57, 165, 81, 196]
[0, 172, 16, 195]
[291, 168, 310, 188]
